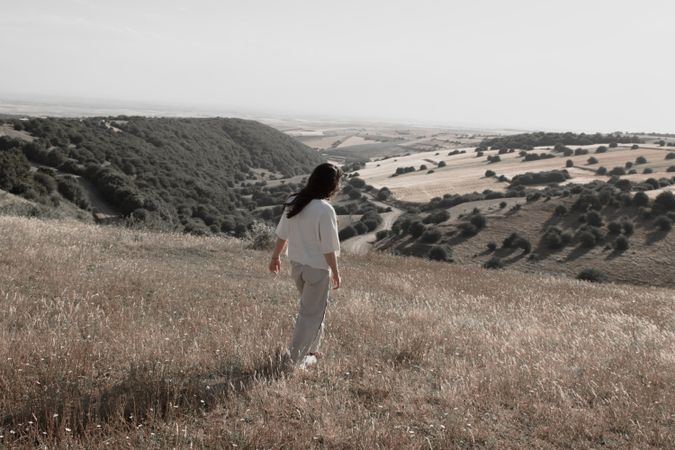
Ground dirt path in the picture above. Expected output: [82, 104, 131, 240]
[342, 198, 402, 255]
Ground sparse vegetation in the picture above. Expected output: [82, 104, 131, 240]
[654, 215, 672, 231]
[483, 256, 504, 269]
[428, 245, 451, 261]
[577, 268, 608, 283]
[614, 235, 629, 251]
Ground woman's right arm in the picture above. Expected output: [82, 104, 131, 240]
[323, 251, 341, 289]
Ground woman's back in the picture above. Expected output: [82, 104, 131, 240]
[276, 197, 340, 270]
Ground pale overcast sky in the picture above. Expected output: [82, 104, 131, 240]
[1, 0, 673, 132]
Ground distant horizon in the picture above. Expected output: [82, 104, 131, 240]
[2, 1, 674, 135]
[2, 93, 672, 137]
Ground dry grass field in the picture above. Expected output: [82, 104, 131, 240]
[1, 216, 673, 448]
[356, 144, 674, 202]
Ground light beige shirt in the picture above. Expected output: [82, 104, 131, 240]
[275, 198, 340, 270]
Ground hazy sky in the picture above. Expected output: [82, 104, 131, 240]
[1, 0, 673, 132]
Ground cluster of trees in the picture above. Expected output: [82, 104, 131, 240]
[522, 152, 556, 162]
[510, 170, 570, 186]
[478, 132, 642, 151]
[1, 117, 323, 235]
[392, 166, 416, 176]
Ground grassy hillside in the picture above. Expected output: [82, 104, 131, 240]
[0, 117, 323, 234]
[1, 216, 672, 448]
[377, 187, 675, 287]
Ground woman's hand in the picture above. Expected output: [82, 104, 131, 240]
[269, 238, 287, 275]
[269, 257, 281, 274]
[331, 270, 341, 289]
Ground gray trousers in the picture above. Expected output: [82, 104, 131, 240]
[288, 261, 330, 364]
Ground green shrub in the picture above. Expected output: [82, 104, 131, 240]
[429, 245, 451, 261]
[632, 191, 650, 207]
[487, 241, 497, 252]
[421, 229, 442, 243]
[587, 156, 598, 165]
[631, 144, 640, 150]
[596, 146, 608, 153]
[585, 210, 603, 227]
[596, 167, 608, 175]
[654, 215, 672, 231]
[635, 156, 647, 164]
[566, 159, 574, 168]
[409, 221, 426, 238]
[578, 231, 596, 248]
[470, 213, 487, 229]
[460, 223, 478, 237]
[245, 222, 276, 250]
[614, 236, 629, 251]
[665, 152, 675, 160]
[607, 221, 622, 234]
[554, 205, 568, 216]
[338, 225, 357, 241]
[375, 230, 390, 241]
[577, 268, 607, 283]
[621, 221, 634, 235]
[353, 221, 369, 234]
[516, 237, 531, 254]
[423, 209, 450, 224]
[483, 257, 504, 269]
[653, 191, 675, 213]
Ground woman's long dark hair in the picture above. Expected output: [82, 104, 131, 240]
[285, 163, 343, 218]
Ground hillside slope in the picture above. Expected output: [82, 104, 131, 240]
[0, 117, 323, 233]
[1, 216, 672, 448]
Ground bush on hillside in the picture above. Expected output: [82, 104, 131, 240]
[375, 230, 390, 241]
[585, 210, 603, 227]
[607, 221, 622, 234]
[485, 170, 496, 177]
[245, 222, 276, 250]
[654, 215, 672, 231]
[587, 156, 598, 164]
[420, 229, 442, 243]
[633, 191, 650, 207]
[409, 221, 426, 238]
[429, 245, 452, 262]
[566, 159, 574, 168]
[338, 225, 357, 241]
[635, 156, 647, 165]
[423, 209, 450, 224]
[653, 191, 675, 213]
[578, 230, 597, 248]
[483, 257, 504, 269]
[577, 268, 608, 283]
[470, 213, 487, 229]
[554, 205, 568, 216]
[487, 241, 497, 252]
[621, 220, 634, 235]
[614, 236, 629, 251]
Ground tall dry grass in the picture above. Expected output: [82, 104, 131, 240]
[0, 216, 673, 448]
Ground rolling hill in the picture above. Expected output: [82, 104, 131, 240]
[0, 117, 323, 234]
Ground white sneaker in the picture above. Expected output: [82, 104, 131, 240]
[298, 354, 318, 370]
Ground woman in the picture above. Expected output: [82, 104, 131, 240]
[269, 163, 343, 369]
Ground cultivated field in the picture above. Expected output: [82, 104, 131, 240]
[355, 144, 675, 202]
[1, 216, 673, 448]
